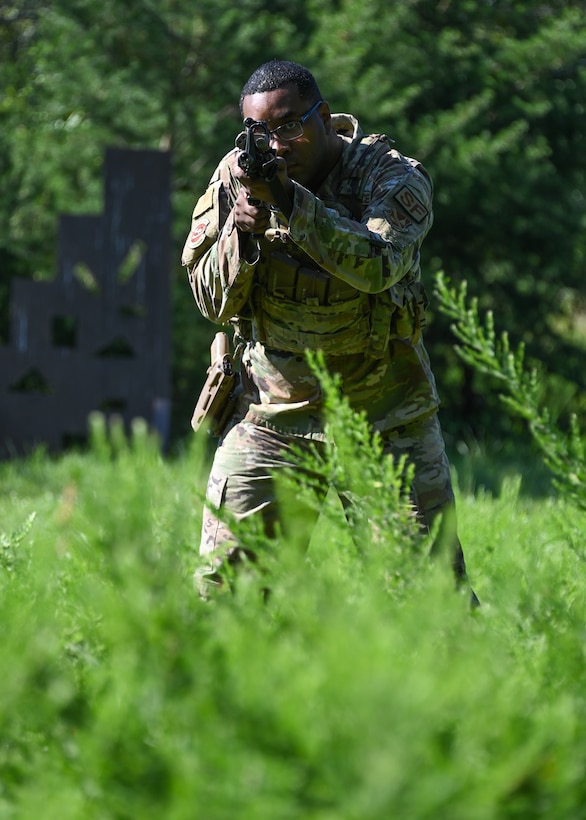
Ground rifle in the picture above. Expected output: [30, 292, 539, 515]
[191, 332, 239, 437]
[234, 119, 292, 217]
[235, 118, 279, 181]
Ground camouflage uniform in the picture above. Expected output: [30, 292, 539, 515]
[183, 113, 469, 589]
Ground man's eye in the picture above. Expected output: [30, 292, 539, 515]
[279, 121, 299, 133]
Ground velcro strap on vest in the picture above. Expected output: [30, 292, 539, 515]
[389, 281, 429, 345]
[257, 290, 373, 355]
[252, 252, 429, 359]
[265, 252, 357, 306]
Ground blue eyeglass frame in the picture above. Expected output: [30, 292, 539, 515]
[267, 99, 325, 141]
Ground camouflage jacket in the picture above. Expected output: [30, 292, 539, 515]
[182, 113, 440, 438]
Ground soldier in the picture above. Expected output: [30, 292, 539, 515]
[182, 59, 476, 601]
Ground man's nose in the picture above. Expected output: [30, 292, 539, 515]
[268, 133, 291, 155]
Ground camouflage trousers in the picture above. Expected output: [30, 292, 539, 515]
[196, 412, 470, 594]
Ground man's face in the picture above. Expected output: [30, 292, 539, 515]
[241, 84, 332, 191]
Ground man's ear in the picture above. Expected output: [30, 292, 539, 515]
[320, 101, 333, 133]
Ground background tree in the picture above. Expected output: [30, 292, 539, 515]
[307, 0, 586, 445]
[1, 0, 585, 453]
[0, 0, 314, 438]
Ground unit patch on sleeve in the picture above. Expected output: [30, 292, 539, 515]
[386, 207, 413, 231]
[187, 218, 210, 249]
[394, 186, 429, 223]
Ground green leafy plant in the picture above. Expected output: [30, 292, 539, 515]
[2, 412, 586, 817]
[0, 511, 35, 575]
[435, 271, 586, 512]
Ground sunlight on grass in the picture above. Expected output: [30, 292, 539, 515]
[1, 412, 586, 817]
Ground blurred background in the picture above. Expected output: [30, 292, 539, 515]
[1, 0, 584, 480]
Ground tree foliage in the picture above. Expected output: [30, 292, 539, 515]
[435, 271, 586, 512]
[1, 0, 585, 446]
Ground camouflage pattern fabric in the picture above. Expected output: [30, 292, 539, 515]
[182, 113, 440, 437]
[195, 412, 467, 595]
[198, 419, 324, 557]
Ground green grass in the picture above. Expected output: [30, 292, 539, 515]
[1, 416, 586, 819]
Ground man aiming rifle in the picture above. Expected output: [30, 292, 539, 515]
[182, 59, 477, 604]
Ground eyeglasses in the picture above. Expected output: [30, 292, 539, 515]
[248, 99, 324, 143]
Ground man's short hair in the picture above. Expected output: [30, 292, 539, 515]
[240, 60, 322, 113]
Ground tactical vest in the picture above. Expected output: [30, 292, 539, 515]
[253, 249, 384, 356]
[247, 135, 427, 358]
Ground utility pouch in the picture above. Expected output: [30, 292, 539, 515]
[191, 332, 239, 437]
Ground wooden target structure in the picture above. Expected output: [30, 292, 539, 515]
[0, 148, 172, 458]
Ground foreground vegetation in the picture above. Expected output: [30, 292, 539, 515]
[2, 399, 586, 818]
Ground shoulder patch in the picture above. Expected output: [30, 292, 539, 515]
[394, 186, 429, 223]
[193, 185, 216, 218]
[187, 218, 210, 249]
[386, 207, 413, 231]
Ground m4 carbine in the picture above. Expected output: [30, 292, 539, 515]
[234, 119, 291, 216]
[235, 118, 278, 181]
